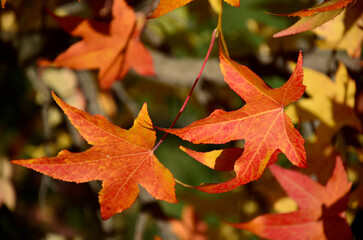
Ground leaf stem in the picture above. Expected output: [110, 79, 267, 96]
[217, 0, 229, 57]
[174, 178, 195, 188]
[153, 28, 218, 151]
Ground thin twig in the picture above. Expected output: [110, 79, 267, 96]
[153, 29, 218, 151]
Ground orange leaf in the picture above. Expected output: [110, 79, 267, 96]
[1, 0, 5, 8]
[162, 45, 306, 193]
[273, 0, 356, 37]
[231, 156, 352, 240]
[275, 0, 354, 17]
[170, 205, 208, 240]
[148, 0, 239, 18]
[274, 8, 344, 37]
[44, 0, 154, 89]
[12, 92, 176, 220]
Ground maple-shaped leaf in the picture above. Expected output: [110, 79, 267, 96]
[148, 0, 239, 18]
[231, 156, 353, 240]
[12, 92, 176, 220]
[162, 46, 306, 193]
[273, 0, 356, 37]
[42, 0, 154, 89]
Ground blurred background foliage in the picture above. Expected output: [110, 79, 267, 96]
[0, 0, 362, 239]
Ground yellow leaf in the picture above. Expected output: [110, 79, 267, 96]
[314, 3, 363, 58]
[285, 63, 359, 130]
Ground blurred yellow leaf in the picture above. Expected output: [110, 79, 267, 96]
[286, 63, 361, 182]
[314, 1, 363, 58]
[286, 62, 360, 139]
[41, 68, 86, 110]
[0, 10, 18, 33]
[0, 157, 16, 210]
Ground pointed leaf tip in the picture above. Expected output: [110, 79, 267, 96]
[48, 0, 154, 89]
[164, 48, 306, 193]
[13, 95, 176, 219]
[232, 156, 352, 239]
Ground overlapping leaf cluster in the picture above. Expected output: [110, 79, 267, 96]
[5, 0, 362, 238]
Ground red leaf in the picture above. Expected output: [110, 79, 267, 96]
[273, 0, 355, 37]
[148, 0, 239, 18]
[43, 0, 154, 89]
[231, 156, 352, 240]
[162, 46, 306, 193]
[179, 146, 243, 171]
[12, 93, 176, 220]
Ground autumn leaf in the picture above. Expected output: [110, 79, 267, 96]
[161, 46, 306, 193]
[273, 0, 355, 37]
[12, 92, 176, 220]
[314, 1, 363, 58]
[41, 0, 154, 89]
[285, 62, 361, 182]
[285, 62, 361, 147]
[148, 0, 239, 18]
[179, 146, 243, 171]
[276, 0, 354, 17]
[231, 156, 353, 240]
[170, 205, 208, 240]
[1, 0, 5, 8]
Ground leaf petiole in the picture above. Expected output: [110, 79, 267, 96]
[152, 28, 218, 152]
[216, 0, 229, 57]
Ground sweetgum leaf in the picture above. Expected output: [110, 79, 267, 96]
[162, 45, 306, 193]
[231, 156, 352, 240]
[275, 0, 354, 17]
[274, 9, 344, 37]
[179, 146, 243, 171]
[148, 0, 239, 18]
[41, 0, 154, 89]
[12, 93, 176, 220]
[314, 1, 363, 58]
[273, 0, 355, 37]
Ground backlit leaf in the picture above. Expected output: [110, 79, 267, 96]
[41, 0, 154, 89]
[161, 45, 306, 193]
[231, 156, 352, 240]
[314, 1, 363, 58]
[275, 0, 354, 17]
[12, 93, 176, 220]
[148, 0, 239, 18]
[273, 0, 355, 37]
[285, 62, 361, 145]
